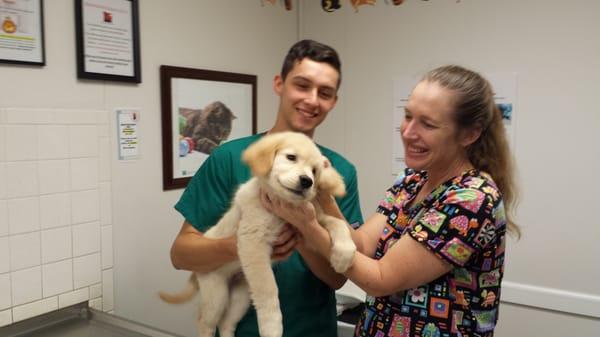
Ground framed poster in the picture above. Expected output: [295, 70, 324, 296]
[0, 0, 45, 65]
[75, 0, 141, 83]
[160, 65, 257, 190]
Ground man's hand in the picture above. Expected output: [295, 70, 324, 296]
[271, 223, 299, 261]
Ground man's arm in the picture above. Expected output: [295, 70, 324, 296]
[170, 143, 241, 273]
[170, 221, 238, 273]
[170, 221, 299, 273]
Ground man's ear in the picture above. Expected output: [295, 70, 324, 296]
[273, 75, 283, 96]
[242, 133, 285, 177]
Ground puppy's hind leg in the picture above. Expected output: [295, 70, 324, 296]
[238, 240, 282, 337]
[196, 275, 229, 337]
[218, 277, 251, 337]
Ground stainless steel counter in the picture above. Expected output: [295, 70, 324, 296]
[1, 302, 182, 337]
[2, 299, 360, 337]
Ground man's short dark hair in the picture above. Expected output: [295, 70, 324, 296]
[280, 39, 342, 89]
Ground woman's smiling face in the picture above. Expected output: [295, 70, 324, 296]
[401, 80, 469, 176]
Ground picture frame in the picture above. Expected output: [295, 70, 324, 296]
[160, 65, 257, 190]
[75, 0, 141, 83]
[0, 0, 45, 65]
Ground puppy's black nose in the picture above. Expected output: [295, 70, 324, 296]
[299, 175, 313, 189]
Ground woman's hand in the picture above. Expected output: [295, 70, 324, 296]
[260, 190, 318, 230]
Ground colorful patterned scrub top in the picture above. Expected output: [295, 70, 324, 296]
[354, 169, 507, 337]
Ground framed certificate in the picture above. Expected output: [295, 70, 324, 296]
[75, 0, 141, 83]
[0, 0, 45, 65]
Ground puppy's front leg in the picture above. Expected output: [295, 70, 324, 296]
[319, 214, 356, 273]
[237, 235, 282, 337]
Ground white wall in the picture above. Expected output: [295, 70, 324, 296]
[300, 0, 600, 335]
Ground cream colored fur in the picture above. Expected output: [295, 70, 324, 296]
[159, 132, 356, 337]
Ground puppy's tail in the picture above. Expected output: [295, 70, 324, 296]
[158, 273, 199, 304]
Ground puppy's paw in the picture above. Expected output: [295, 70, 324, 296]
[330, 241, 356, 273]
[259, 318, 283, 337]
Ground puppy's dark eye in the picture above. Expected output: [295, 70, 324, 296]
[286, 154, 297, 161]
[312, 167, 317, 175]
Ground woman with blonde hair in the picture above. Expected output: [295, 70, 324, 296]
[264, 65, 519, 337]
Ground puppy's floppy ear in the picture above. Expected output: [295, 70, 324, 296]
[242, 133, 285, 177]
[318, 157, 346, 197]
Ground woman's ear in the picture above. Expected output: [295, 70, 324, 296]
[460, 126, 483, 147]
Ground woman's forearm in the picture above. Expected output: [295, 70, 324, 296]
[298, 219, 335, 257]
[317, 195, 368, 254]
[298, 220, 394, 297]
[297, 241, 346, 289]
[344, 252, 390, 297]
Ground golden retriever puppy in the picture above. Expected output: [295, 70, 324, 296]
[160, 132, 356, 337]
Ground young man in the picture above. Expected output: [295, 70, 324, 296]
[170, 39, 363, 337]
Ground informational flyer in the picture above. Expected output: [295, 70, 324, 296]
[116, 108, 139, 160]
[391, 76, 418, 175]
[486, 72, 518, 152]
[0, 0, 44, 64]
[82, 0, 134, 76]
